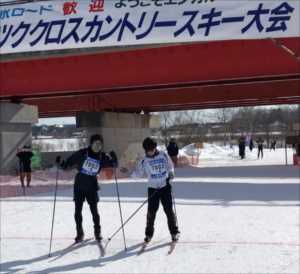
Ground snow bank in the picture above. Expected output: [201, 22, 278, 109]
[178, 143, 293, 167]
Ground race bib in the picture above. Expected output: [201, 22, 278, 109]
[149, 159, 167, 179]
[81, 156, 100, 176]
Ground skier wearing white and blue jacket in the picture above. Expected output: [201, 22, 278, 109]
[133, 137, 180, 243]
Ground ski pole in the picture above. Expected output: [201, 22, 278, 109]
[170, 184, 179, 227]
[48, 164, 59, 257]
[104, 188, 159, 250]
[113, 166, 127, 251]
[20, 163, 26, 196]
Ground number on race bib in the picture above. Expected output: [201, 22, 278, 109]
[81, 157, 100, 176]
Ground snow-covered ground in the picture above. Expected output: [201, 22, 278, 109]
[1, 147, 299, 273]
[33, 138, 85, 152]
[181, 145, 295, 167]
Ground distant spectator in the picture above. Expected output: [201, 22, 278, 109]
[249, 138, 254, 152]
[296, 143, 300, 157]
[167, 138, 179, 167]
[238, 136, 246, 159]
[256, 138, 264, 159]
[16, 145, 34, 188]
[270, 139, 277, 151]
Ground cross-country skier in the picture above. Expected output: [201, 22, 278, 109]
[56, 134, 117, 243]
[128, 137, 180, 244]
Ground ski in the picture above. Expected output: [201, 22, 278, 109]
[74, 238, 91, 245]
[51, 238, 91, 261]
[96, 240, 106, 257]
[167, 233, 180, 254]
[137, 241, 149, 255]
[167, 241, 177, 255]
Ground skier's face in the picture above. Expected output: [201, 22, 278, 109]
[91, 140, 102, 153]
[146, 148, 156, 157]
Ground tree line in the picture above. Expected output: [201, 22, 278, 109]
[157, 105, 300, 147]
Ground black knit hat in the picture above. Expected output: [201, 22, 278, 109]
[90, 134, 103, 145]
[142, 137, 157, 151]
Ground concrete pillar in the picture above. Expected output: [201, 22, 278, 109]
[76, 112, 159, 168]
[0, 103, 38, 174]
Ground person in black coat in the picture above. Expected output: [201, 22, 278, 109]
[257, 138, 264, 159]
[56, 134, 117, 243]
[238, 136, 246, 159]
[16, 145, 34, 187]
[249, 138, 254, 152]
[270, 139, 276, 151]
[167, 138, 179, 167]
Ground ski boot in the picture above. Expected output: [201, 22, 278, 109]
[94, 228, 103, 243]
[171, 232, 180, 242]
[144, 235, 152, 243]
[74, 233, 84, 243]
[95, 234, 103, 243]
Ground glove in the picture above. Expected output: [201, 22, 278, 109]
[55, 155, 61, 164]
[168, 171, 175, 180]
[55, 156, 66, 169]
[109, 151, 118, 167]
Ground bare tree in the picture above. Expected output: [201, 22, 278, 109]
[158, 110, 207, 146]
[179, 110, 207, 144]
[215, 108, 235, 145]
[158, 111, 175, 146]
[231, 107, 257, 137]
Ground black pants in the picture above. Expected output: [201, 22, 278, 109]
[145, 185, 179, 238]
[258, 147, 263, 158]
[239, 147, 245, 159]
[74, 181, 100, 237]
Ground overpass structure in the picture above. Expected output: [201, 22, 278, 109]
[1, 38, 300, 117]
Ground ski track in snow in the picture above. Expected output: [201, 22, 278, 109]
[1, 147, 299, 273]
